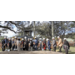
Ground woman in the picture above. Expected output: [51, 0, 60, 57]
[63, 38, 70, 54]
[43, 38, 46, 50]
[17, 38, 21, 51]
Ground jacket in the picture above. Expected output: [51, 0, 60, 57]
[57, 38, 63, 47]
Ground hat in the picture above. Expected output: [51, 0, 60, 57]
[25, 37, 27, 39]
[35, 37, 36, 38]
[52, 37, 55, 39]
[46, 38, 48, 41]
[30, 38, 32, 40]
[64, 38, 66, 40]
[57, 36, 60, 38]
[12, 38, 14, 40]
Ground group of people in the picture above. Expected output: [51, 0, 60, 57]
[2, 36, 70, 54]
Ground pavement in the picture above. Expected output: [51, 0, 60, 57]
[0, 51, 63, 54]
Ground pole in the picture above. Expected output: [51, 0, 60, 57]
[33, 21, 35, 37]
[52, 21, 54, 37]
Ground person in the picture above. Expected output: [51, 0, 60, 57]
[17, 38, 21, 51]
[23, 38, 26, 51]
[20, 38, 24, 51]
[8, 38, 12, 51]
[43, 38, 46, 50]
[2, 39, 5, 51]
[25, 37, 29, 51]
[47, 39, 51, 51]
[52, 37, 57, 51]
[57, 36, 63, 52]
[14, 37, 17, 50]
[46, 38, 48, 50]
[30, 38, 33, 51]
[12, 38, 15, 50]
[63, 38, 70, 54]
[39, 38, 43, 50]
[35, 37, 38, 50]
[28, 38, 30, 51]
[2, 37, 8, 51]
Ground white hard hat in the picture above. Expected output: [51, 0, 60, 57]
[15, 36, 17, 38]
[64, 38, 66, 40]
[46, 38, 48, 41]
[52, 37, 55, 39]
[57, 36, 60, 38]
[43, 38, 45, 40]
[35, 37, 36, 38]
[25, 37, 27, 39]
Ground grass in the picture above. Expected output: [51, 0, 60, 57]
[54, 47, 75, 54]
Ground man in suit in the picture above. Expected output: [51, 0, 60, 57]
[8, 38, 12, 51]
[57, 36, 63, 52]
[52, 37, 57, 51]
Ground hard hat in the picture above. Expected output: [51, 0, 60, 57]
[57, 36, 60, 38]
[64, 38, 66, 40]
[46, 38, 48, 41]
[25, 37, 27, 39]
[52, 37, 55, 39]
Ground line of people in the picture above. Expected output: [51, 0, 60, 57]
[2, 36, 70, 54]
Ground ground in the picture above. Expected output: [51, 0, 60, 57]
[0, 47, 75, 54]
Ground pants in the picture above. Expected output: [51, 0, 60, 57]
[12, 45, 15, 50]
[14, 45, 17, 49]
[53, 47, 56, 51]
[31, 47, 33, 51]
[48, 45, 51, 51]
[64, 45, 68, 54]
[59, 46, 62, 52]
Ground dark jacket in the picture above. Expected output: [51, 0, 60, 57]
[8, 40, 12, 48]
[48, 40, 51, 46]
[63, 40, 70, 49]
[30, 40, 33, 47]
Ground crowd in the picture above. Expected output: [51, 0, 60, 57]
[1, 36, 70, 54]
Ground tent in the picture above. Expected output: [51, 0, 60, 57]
[66, 38, 74, 42]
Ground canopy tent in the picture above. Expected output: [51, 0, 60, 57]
[66, 38, 75, 42]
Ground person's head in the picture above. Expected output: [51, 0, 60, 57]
[43, 38, 45, 41]
[25, 37, 27, 39]
[30, 38, 32, 41]
[46, 38, 48, 41]
[4, 36, 6, 39]
[64, 38, 66, 41]
[28, 38, 30, 41]
[52, 37, 55, 40]
[57, 36, 60, 39]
